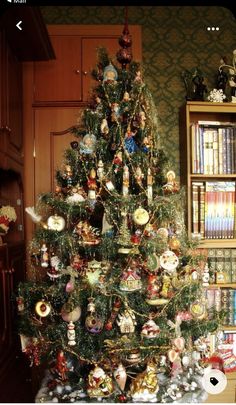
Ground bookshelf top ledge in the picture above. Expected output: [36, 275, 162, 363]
[183, 101, 236, 113]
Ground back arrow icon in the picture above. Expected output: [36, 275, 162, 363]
[16, 21, 22, 31]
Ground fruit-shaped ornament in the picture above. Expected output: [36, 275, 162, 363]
[133, 207, 149, 226]
[130, 361, 159, 402]
[79, 133, 97, 155]
[117, 307, 136, 334]
[85, 297, 104, 334]
[35, 300, 51, 318]
[146, 253, 160, 273]
[113, 363, 127, 391]
[169, 236, 181, 252]
[47, 214, 65, 232]
[119, 266, 142, 292]
[87, 365, 114, 398]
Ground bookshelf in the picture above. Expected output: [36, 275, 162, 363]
[179, 101, 236, 249]
[180, 102, 236, 334]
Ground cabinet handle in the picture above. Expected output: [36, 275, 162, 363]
[83, 71, 88, 76]
[75, 70, 80, 74]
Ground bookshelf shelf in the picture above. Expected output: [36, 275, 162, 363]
[190, 174, 236, 179]
[208, 284, 236, 288]
[199, 239, 236, 248]
[220, 326, 236, 331]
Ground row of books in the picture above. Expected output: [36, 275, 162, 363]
[205, 288, 236, 326]
[192, 181, 236, 239]
[208, 248, 236, 284]
[191, 121, 236, 174]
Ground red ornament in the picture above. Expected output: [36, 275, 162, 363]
[116, 7, 132, 70]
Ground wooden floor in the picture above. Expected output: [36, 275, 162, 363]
[0, 352, 34, 403]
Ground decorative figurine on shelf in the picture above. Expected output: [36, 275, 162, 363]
[87, 168, 97, 201]
[216, 66, 228, 95]
[117, 307, 137, 334]
[130, 361, 159, 402]
[119, 266, 142, 292]
[192, 72, 208, 101]
[218, 50, 236, 102]
[207, 88, 226, 103]
[163, 170, 179, 194]
[122, 165, 129, 196]
[87, 365, 114, 398]
[79, 133, 97, 155]
[103, 62, 118, 83]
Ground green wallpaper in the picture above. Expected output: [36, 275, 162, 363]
[40, 6, 236, 177]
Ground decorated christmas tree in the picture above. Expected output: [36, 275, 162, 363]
[17, 24, 223, 403]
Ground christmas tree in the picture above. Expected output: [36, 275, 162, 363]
[17, 24, 223, 403]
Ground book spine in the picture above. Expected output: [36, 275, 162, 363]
[203, 129, 209, 174]
[199, 183, 205, 238]
[221, 289, 229, 325]
[215, 248, 226, 283]
[195, 123, 200, 174]
[234, 290, 236, 326]
[218, 128, 223, 174]
[231, 249, 236, 282]
[213, 129, 219, 174]
[208, 248, 216, 283]
[222, 128, 227, 174]
[214, 288, 221, 312]
[208, 129, 214, 175]
[228, 289, 234, 325]
[224, 248, 232, 283]
[192, 182, 200, 235]
[230, 127, 234, 174]
[191, 124, 196, 173]
[226, 127, 232, 174]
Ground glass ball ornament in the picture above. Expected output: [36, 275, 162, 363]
[35, 300, 51, 317]
[61, 303, 81, 323]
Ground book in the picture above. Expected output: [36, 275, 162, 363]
[213, 129, 219, 174]
[215, 248, 226, 283]
[192, 182, 200, 235]
[224, 249, 232, 283]
[221, 289, 229, 325]
[199, 183, 205, 238]
[231, 249, 236, 282]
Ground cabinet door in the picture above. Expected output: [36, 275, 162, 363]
[33, 25, 142, 103]
[34, 108, 84, 197]
[34, 36, 82, 102]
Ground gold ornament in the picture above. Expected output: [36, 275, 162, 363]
[47, 214, 65, 232]
[190, 300, 207, 320]
[87, 366, 114, 398]
[130, 361, 159, 401]
[133, 207, 150, 226]
[35, 300, 51, 317]
[126, 349, 141, 364]
[169, 236, 181, 251]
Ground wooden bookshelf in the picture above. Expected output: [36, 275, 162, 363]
[179, 101, 236, 342]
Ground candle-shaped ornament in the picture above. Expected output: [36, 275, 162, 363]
[122, 165, 129, 196]
[147, 167, 153, 204]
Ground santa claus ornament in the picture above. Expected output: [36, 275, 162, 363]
[87, 365, 114, 398]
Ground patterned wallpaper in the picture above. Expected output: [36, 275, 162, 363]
[40, 6, 236, 177]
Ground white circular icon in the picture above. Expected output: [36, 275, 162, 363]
[202, 369, 227, 395]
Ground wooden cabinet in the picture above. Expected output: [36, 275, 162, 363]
[33, 25, 142, 103]
[0, 242, 26, 380]
[0, 29, 23, 174]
